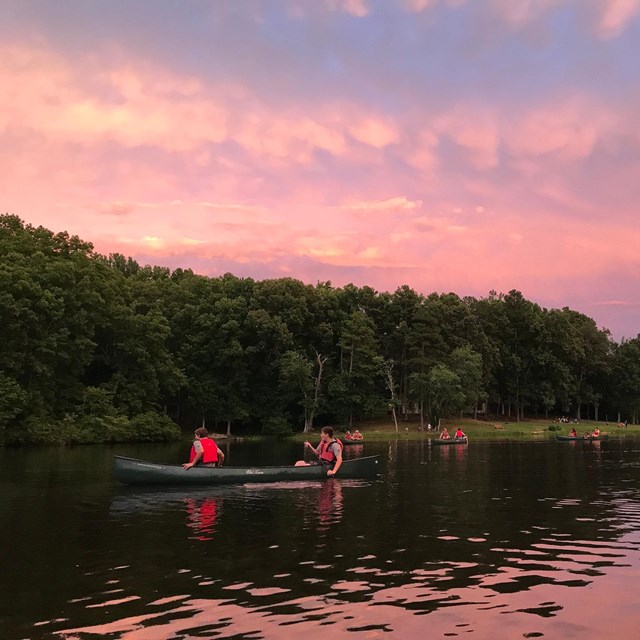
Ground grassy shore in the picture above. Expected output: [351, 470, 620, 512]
[289, 416, 640, 442]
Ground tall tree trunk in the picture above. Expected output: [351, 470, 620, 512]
[226, 419, 232, 436]
[382, 360, 399, 434]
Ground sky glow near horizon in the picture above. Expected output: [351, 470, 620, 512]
[2, 0, 640, 339]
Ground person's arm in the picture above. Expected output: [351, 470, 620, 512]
[304, 441, 320, 457]
[327, 445, 342, 476]
[216, 447, 225, 466]
[183, 441, 202, 469]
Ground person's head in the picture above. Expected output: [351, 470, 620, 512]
[321, 426, 334, 440]
[194, 427, 209, 439]
[346, 430, 351, 435]
[354, 429, 360, 434]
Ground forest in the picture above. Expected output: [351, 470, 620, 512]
[1, 214, 639, 445]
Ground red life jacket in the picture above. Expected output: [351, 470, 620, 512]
[189, 438, 219, 464]
[318, 438, 343, 463]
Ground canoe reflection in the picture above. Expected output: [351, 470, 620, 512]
[437, 443, 467, 462]
[185, 497, 221, 541]
[342, 444, 364, 459]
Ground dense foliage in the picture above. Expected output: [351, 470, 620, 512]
[1, 215, 638, 444]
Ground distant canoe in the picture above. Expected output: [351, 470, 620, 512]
[556, 435, 608, 442]
[432, 437, 468, 445]
[341, 439, 364, 446]
[113, 455, 380, 486]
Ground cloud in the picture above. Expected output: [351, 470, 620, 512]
[0, 44, 406, 171]
[591, 0, 640, 39]
[99, 201, 135, 216]
[348, 116, 399, 148]
[591, 300, 636, 307]
[503, 99, 602, 160]
[400, 0, 438, 12]
[489, 0, 561, 28]
[434, 108, 499, 169]
[324, 0, 370, 17]
[339, 196, 422, 212]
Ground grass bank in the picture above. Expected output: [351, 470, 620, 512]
[290, 417, 640, 442]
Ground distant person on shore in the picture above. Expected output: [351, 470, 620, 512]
[183, 427, 225, 470]
[454, 427, 467, 440]
[296, 426, 343, 477]
[439, 427, 450, 440]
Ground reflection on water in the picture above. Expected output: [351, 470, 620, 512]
[185, 497, 221, 541]
[2, 439, 640, 639]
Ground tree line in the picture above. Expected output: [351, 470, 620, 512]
[1, 214, 639, 445]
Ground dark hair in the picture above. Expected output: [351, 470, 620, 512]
[321, 426, 334, 437]
[194, 427, 209, 438]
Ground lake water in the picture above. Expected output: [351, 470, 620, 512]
[2, 437, 640, 639]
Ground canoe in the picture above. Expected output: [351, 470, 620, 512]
[341, 438, 364, 446]
[556, 435, 608, 442]
[432, 437, 468, 445]
[113, 455, 380, 486]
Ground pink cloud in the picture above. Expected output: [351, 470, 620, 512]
[488, 0, 561, 28]
[503, 99, 604, 160]
[591, 0, 640, 39]
[339, 196, 423, 212]
[434, 108, 499, 169]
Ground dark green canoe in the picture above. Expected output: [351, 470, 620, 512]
[113, 455, 380, 486]
[432, 437, 468, 445]
[341, 438, 364, 446]
[556, 435, 608, 442]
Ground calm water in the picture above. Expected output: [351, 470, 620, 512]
[2, 437, 640, 639]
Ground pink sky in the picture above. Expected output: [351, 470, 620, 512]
[2, 0, 640, 339]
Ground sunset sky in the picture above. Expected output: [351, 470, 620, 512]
[2, 0, 639, 339]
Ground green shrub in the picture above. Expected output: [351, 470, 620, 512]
[548, 424, 561, 431]
[130, 412, 181, 442]
[262, 416, 292, 437]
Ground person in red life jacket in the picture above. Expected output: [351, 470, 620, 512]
[454, 427, 466, 440]
[352, 429, 363, 441]
[183, 427, 225, 470]
[591, 426, 600, 438]
[295, 426, 343, 476]
[439, 427, 450, 439]
[569, 427, 578, 437]
[344, 430, 353, 440]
